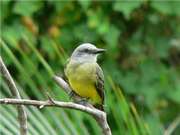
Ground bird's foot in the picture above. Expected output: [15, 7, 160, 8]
[75, 98, 89, 106]
[68, 91, 77, 99]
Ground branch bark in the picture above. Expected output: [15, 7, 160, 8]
[54, 75, 112, 135]
[0, 56, 111, 135]
[164, 116, 180, 135]
[53, 76, 85, 102]
[0, 56, 27, 135]
[0, 98, 111, 135]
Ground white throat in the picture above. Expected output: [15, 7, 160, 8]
[71, 54, 97, 63]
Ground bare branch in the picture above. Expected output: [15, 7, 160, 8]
[53, 76, 71, 94]
[164, 116, 180, 135]
[0, 98, 111, 135]
[0, 58, 111, 135]
[53, 75, 111, 135]
[0, 56, 27, 135]
[0, 98, 99, 115]
[53, 76, 82, 102]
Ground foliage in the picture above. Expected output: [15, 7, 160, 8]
[1, 1, 180, 135]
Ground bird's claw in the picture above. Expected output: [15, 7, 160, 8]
[75, 98, 89, 106]
[68, 91, 77, 99]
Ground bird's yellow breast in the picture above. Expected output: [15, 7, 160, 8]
[65, 62, 101, 104]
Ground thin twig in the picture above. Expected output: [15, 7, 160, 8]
[0, 56, 27, 135]
[164, 116, 180, 135]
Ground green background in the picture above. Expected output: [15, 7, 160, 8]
[0, 0, 180, 135]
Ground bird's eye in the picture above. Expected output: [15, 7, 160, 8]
[83, 49, 89, 53]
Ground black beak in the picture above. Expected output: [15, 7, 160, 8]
[95, 48, 106, 54]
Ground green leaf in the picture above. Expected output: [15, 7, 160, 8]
[78, 0, 91, 10]
[166, 70, 180, 103]
[151, 1, 180, 16]
[2, 23, 36, 48]
[13, 1, 43, 16]
[97, 17, 110, 35]
[145, 115, 163, 135]
[40, 36, 55, 59]
[52, 1, 68, 12]
[104, 25, 120, 48]
[0, 0, 11, 23]
[119, 71, 139, 94]
[113, 1, 142, 19]
[87, 8, 110, 35]
[2, 24, 22, 47]
[168, 85, 180, 103]
[155, 39, 170, 58]
[87, 9, 100, 29]
[73, 23, 98, 42]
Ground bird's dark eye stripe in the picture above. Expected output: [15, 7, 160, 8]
[80, 49, 89, 53]
[84, 49, 89, 52]
[79, 48, 96, 54]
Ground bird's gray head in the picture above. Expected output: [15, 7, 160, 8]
[71, 43, 106, 62]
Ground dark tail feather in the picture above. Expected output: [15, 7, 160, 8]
[94, 104, 104, 111]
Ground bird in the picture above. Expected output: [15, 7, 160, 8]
[65, 43, 105, 110]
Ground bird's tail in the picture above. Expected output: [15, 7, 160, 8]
[94, 104, 104, 111]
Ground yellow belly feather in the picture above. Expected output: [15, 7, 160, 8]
[65, 62, 102, 104]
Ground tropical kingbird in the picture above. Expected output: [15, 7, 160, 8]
[65, 43, 105, 110]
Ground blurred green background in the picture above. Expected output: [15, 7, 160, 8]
[0, 1, 180, 135]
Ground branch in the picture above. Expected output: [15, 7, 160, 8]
[0, 56, 111, 135]
[54, 75, 111, 135]
[0, 98, 111, 135]
[164, 116, 180, 135]
[0, 98, 100, 115]
[0, 56, 27, 135]
[53, 76, 83, 102]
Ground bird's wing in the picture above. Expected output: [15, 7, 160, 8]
[63, 58, 70, 82]
[95, 65, 105, 104]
